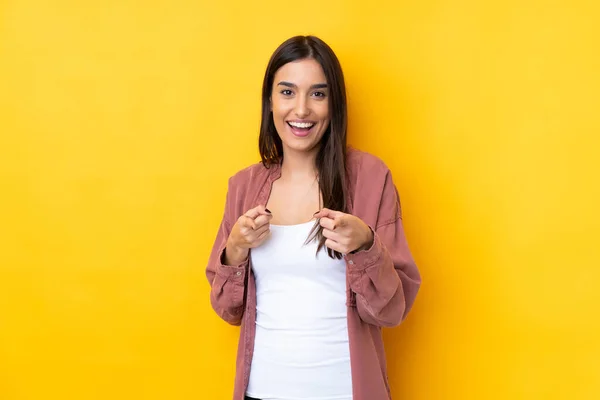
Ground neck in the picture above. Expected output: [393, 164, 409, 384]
[280, 146, 319, 181]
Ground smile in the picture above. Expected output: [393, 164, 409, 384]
[286, 121, 316, 138]
[287, 121, 316, 129]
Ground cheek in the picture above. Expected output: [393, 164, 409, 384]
[272, 104, 289, 123]
[316, 103, 330, 122]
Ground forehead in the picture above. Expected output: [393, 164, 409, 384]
[273, 58, 327, 86]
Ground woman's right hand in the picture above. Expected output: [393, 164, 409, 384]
[224, 205, 273, 265]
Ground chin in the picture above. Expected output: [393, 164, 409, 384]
[282, 138, 322, 154]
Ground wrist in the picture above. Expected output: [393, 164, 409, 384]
[353, 225, 374, 253]
[225, 240, 248, 266]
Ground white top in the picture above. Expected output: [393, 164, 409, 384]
[246, 220, 352, 400]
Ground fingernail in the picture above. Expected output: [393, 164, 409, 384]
[265, 208, 272, 214]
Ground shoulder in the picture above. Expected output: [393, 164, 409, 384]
[227, 161, 274, 192]
[222, 161, 274, 222]
[346, 148, 401, 223]
[346, 147, 391, 179]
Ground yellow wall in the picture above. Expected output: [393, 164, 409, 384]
[1, 1, 598, 399]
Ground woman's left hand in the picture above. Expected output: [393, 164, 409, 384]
[314, 208, 374, 255]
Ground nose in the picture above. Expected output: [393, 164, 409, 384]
[294, 95, 310, 118]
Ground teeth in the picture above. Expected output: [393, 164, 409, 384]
[288, 121, 315, 129]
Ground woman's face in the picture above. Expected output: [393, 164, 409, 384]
[270, 58, 330, 155]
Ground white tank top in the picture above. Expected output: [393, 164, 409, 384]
[246, 220, 352, 400]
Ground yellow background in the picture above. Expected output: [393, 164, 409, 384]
[1, 0, 599, 399]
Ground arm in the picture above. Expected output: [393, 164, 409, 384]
[205, 179, 249, 326]
[345, 172, 421, 327]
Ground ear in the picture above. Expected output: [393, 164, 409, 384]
[269, 97, 273, 111]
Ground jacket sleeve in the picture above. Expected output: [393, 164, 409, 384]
[345, 170, 421, 327]
[205, 178, 249, 326]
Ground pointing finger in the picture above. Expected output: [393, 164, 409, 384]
[254, 214, 273, 229]
[314, 208, 344, 220]
[319, 216, 336, 231]
[245, 205, 272, 220]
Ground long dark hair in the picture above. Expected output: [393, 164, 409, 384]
[258, 35, 348, 259]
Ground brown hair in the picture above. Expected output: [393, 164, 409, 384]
[258, 35, 348, 259]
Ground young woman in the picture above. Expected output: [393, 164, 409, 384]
[206, 35, 421, 400]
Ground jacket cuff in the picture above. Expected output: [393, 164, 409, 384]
[217, 247, 249, 280]
[344, 228, 383, 271]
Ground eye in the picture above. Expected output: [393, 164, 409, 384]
[280, 89, 293, 96]
[312, 91, 326, 98]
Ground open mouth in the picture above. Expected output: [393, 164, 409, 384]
[287, 121, 316, 137]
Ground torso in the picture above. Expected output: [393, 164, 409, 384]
[265, 173, 322, 225]
[247, 165, 352, 399]
[226, 149, 405, 400]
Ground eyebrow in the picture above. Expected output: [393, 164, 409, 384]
[277, 81, 328, 89]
